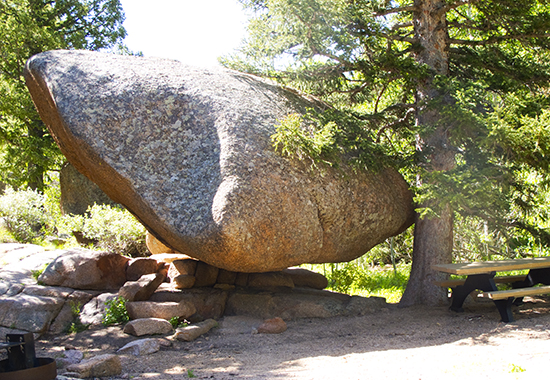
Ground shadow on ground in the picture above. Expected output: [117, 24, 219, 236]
[35, 295, 550, 379]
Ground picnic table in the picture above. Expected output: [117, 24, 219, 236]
[432, 257, 550, 322]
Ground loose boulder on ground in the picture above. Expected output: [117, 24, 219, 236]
[25, 50, 414, 273]
[174, 319, 218, 341]
[257, 317, 287, 334]
[65, 354, 121, 378]
[117, 338, 160, 356]
[38, 249, 129, 290]
[123, 318, 173, 337]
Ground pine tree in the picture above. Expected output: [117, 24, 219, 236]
[224, 0, 550, 305]
[0, 0, 127, 190]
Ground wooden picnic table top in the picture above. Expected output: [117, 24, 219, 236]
[432, 256, 550, 275]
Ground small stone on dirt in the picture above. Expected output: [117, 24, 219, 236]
[257, 317, 287, 334]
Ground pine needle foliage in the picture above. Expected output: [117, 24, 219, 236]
[224, 0, 550, 258]
[0, 0, 127, 190]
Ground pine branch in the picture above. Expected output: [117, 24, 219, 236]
[449, 33, 550, 46]
[375, 4, 416, 17]
[447, 20, 489, 32]
[379, 32, 417, 44]
[438, 0, 480, 16]
[392, 22, 413, 31]
[376, 107, 416, 143]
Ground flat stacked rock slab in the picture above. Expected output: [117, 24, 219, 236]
[25, 50, 414, 273]
[0, 244, 389, 338]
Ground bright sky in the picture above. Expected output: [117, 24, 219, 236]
[119, 0, 249, 67]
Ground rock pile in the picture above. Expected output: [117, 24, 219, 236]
[0, 244, 386, 338]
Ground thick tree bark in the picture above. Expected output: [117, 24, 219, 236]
[401, 204, 454, 306]
[27, 120, 46, 191]
[400, 0, 455, 306]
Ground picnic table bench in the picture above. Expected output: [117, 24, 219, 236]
[432, 257, 550, 322]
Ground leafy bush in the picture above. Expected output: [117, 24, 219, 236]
[61, 204, 147, 257]
[102, 296, 129, 326]
[0, 187, 51, 243]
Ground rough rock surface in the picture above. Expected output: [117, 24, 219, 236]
[247, 272, 295, 289]
[173, 274, 196, 289]
[257, 317, 287, 334]
[225, 288, 387, 320]
[174, 318, 218, 342]
[117, 338, 160, 356]
[66, 353, 122, 378]
[60, 161, 118, 215]
[0, 244, 389, 339]
[118, 272, 166, 302]
[126, 300, 197, 321]
[38, 249, 129, 290]
[126, 258, 162, 281]
[168, 258, 198, 278]
[283, 267, 329, 289]
[149, 286, 229, 322]
[146, 231, 176, 255]
[123, 318, 173, 336]
[0, 293, 65, 333]
[25, 50, 414, 272]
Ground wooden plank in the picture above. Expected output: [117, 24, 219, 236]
[432, 257, 550, 275]
[433, 275, 526, 287]
[478, 285, 550, 300]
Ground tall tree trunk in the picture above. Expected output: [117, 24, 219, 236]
[27, 120, 46, 191]
[400, 0, 455, 306]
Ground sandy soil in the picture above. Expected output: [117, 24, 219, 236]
[38, 295, 550, 380]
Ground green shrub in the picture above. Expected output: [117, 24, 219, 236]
[0, 187, 51, 243]
[61, 204, 147, 257]
[303, 261, 410, 303]
[102, 296, 129, 326]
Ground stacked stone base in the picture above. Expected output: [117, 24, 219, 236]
[0, 244, 387, 338]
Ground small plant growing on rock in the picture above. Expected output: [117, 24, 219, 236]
[102, 296, 129, 326]
[65, 301, 89, 334]
[169, 316, 189, 329]
[31, 263, 49, 281]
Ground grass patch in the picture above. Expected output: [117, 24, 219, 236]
[300, 262, 410, 303]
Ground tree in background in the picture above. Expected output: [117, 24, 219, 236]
[0, 0, 126, 190]
[224, 0, 550, 305]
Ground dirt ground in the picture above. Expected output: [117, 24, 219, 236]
[37, 295, 550, 380]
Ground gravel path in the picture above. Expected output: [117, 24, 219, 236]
[39, 296, 550, 380]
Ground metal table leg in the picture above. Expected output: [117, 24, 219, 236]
[450, 272, 497, 312]
[512, 267, 550, 305]
[494, 298, 515, 322]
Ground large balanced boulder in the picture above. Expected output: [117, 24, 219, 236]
[25, 50, 414, 272]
